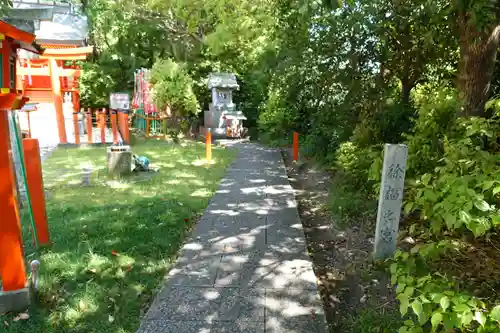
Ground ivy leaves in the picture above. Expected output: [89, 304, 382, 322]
[391, 249, 500, 333]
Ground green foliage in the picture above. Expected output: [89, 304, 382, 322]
[78, 0, 276, 117]
[79, 58, 129, 107]
[335, 142, 378, 190]
[343, 307, 402, 333]
[328, 174, 378, 228]
[391, 247, 500, 333]
[150, 58, 200, 117]
[405, 116, 500, 236]
[258, 85, 297, 142]
[391, 106, 500, 333]
[404, 85, 461, 177]
[11, 141, 236, 332]
[0, 0, 12, 16]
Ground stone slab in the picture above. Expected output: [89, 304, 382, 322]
[138, 320, 265, 333]
[145, 287, 265, 322]
[0, 288, 31, 314]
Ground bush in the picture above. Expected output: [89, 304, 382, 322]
[328, 174, 378, 228]
[80, 57, 132, 108]
[258, 86, 297, 142]
[150, 58, 200, 117]
[335, 142, 378, 191]
[404, 85, 460, 177]
[391, 104, 500, 333]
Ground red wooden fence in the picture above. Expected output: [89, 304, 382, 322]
[22, 107, 130, 145]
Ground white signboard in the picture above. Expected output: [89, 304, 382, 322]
[110, 93, 130, 110]
[374, 144, 408, 260]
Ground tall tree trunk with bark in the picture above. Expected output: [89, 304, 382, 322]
[457, 13, 500, 117]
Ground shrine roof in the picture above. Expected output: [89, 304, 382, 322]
[5, 1, 88, 43]
[208, 73, 239, 90]
[0, 19, 43, 54]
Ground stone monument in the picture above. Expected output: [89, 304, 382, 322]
[373, 144, 408, 260]
[204, 73, 247, 138]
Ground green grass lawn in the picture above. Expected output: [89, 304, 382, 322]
[4, 140, 236, 333]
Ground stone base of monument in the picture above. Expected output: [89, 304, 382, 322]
[0, 287, 32, 314]
[107, 146, 132, 175]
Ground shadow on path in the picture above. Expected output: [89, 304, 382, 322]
[137, 143, 327, 333]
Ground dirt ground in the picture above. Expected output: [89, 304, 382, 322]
[281, 149, 397, 333]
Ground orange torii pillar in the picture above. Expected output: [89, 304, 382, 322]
[48, 59, 67, 144]
[111, 110, 118, 144]
[86, 108, 93, 143]
[0, 111, 26, 292]
[100, 109, 106, 144]
[22, 138, 50, 246]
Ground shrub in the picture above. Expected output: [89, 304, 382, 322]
[258, 89, 297, 144]
[150, 58, 200, 117]
[391, 108, 500, 333]
[335, 142, 378, 191]
[404, 85, 460, 177]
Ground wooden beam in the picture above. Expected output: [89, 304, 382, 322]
[17, 67, 82, 77]
[39, 54, 89, 60]
[40, 46, 93, 60]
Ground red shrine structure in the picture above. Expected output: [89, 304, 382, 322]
[16, 45, 93, 143]
[5, 0, 94, 144]
[0, 20, 50, 311]
[0, 20, 42, 109]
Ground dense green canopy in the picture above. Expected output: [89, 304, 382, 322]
[4, 0, 500, 331]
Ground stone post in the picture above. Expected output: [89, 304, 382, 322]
[373, 144, 408, 260]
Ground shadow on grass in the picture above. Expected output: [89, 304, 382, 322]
[6, 142, 328, 333]
[4, 140, 235, 333]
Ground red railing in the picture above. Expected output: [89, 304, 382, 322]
[21, 107, 130, 145]
[117, 110, 130, 143]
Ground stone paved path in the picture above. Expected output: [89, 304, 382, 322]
[137, 143, 327, 333]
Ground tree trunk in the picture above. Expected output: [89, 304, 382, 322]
[457, 19, 500, 117]
[399, 55, 420, 107]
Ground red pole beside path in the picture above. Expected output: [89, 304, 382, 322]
[22, 138, 50, 246]
[111, 110, 118, 144]
[123, 112, 130, 144]
[100, 108, 106, 144]
[86, 108, 93, 143]
[0, 111, 26, 292]
[293, 131, 299, 161]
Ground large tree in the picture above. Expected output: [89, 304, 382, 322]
[454, 0, 500, 117]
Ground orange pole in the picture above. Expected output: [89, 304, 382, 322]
[111, 110, 118, 144]
[0, 111, 26, 292]
[293, 131, 299, 161]
[146, 119, 150, 137]
[22, 138, 50, 246]
[73, 111, 80, 145]
[48, 58, 67, 144]
[123, 112, 130, 144]
[100, 108, 106, 144]
[86, 108, 93, 143]
[206, 130, 212, 161]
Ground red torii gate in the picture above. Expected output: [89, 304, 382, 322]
[17, 45, 93, 144]
[0, 20, 50, 308]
